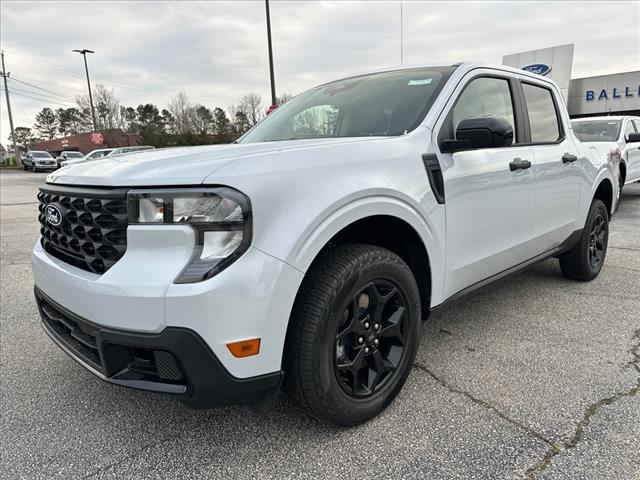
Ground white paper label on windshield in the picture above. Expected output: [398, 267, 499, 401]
[408, 79, 433, 86]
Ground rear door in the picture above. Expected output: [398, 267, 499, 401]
[432, 71, 535, 298]
[519, 79, 581, 253]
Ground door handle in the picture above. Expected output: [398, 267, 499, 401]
[509, 158, 532, 171]
[562, 152, 578, 163]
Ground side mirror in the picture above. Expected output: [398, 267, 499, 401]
[442, 117, 514, 153]
[627, 132, 640, 143]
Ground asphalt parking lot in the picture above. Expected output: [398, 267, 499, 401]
[1, 169, 638, 480]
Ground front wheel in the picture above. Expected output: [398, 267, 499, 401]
[32, 164, 37, 173]
[284, 244, 421, 426]
[559, 199, 609, 281]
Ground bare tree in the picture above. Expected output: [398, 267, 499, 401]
[76, 84, 120, 130]
[168, 92, 196, 134]
[277, 93, 293, 105]
[239, 93, 263, 126]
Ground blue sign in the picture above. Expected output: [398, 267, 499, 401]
[586, 85, 640, 101]
[522, 64, 552, 76]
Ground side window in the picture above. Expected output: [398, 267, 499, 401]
[522, 83, 561, 143]
[623, 120, 636, 139]
[452, 77, 516, 144]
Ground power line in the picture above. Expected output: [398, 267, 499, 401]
[10, 86, 76, 104]
[11, 53, 240, 103]
[10, 77, 77, 102]
[7, 90, 76, 108]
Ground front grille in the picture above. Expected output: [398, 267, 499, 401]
[37, 289, 185, 385]
[38, 185, 128, 275]
[39, 295, 103, 371]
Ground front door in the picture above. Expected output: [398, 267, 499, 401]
[433, 73, 536, 298]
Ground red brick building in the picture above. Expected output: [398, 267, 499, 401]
[32, 129, 140, 156]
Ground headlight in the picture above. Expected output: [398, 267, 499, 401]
[127, 187, 252, 283]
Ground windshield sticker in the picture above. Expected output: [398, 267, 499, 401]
[408, 79, 433, 86]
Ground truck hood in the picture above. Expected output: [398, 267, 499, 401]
[46, 138, 382, 187]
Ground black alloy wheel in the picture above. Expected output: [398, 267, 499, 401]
[334, 280, 409, 398]
[588, 213, 606, 269]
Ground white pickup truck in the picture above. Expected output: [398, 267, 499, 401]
[33, 63, 615, 425]
[572, 115, 640, 207]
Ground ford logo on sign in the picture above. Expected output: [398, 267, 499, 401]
[521, 64, 552, 76]
[45, 204, 63, 226]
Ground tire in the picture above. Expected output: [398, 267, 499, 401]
[32, 164, 37, 173]
[614, 171, 623, 212]
[559, 199, 609, 281]
[283, 244, 421, 426]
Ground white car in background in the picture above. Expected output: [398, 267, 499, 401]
[56, 151, 84, 168]
[60, 148, 115, 167]
[107, 145, 155, 156]
[572, 116, 640, 206]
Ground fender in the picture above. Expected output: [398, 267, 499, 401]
[288, 192, 446, 307]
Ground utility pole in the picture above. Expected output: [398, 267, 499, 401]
[73, 49, 97, 130]
[265, 0, 277, 107]
[1, 51, 18, 161]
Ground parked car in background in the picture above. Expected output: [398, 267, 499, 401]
[55, 151, 84, 168]
[33, 63, 615, 426]
[22, 151, 57, 172]
[60, 148, 115, 167]
[572, 116, 640, 207]
[107, 145, 155, 156]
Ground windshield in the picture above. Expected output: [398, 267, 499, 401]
[239, 67, 454, 143]
[572, 120, 621, 142]
[32, 152, 52, 158]
[88, 150, 112, 158]
[66, 152, 83, 158]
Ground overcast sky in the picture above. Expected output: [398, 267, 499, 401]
[1, 0, 639, 146]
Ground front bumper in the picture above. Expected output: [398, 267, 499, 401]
[35, 163, 58, 170]
[32, 226, 304, 379]
[35, 287, 283, 407]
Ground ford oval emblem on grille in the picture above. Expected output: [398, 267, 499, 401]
[521, 63, 552, 76]
[45, 204, 63, 226]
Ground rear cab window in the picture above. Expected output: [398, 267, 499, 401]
[521, 83, 561, 143]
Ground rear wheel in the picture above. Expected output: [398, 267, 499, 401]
[615, 171, 623, 211]
[559, 199, 609, 281]
[284, 244, 421, 426]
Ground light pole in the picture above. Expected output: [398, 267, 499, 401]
[265, 0, 277, 109]
[73, 49, 97, 131]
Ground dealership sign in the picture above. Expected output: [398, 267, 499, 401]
[90, 131, 104, 145]
[586, 85, 640, 101]
[521, 64, 552, 76]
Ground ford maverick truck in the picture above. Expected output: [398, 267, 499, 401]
[33, 63, 614, 425]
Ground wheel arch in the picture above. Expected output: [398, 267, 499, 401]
[287, 195, 444, 316]
[619, 160, 626, 185]
[593, 177, 614, 216]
